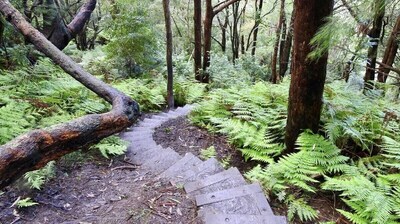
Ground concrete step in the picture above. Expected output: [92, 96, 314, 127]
[158, 153, 202, 179]
[171, 158, 224, 186]
[196, 183, 274, 216]
[203, 213, 287, 224]
[185, 167, 246, 196]
[142, 148, 182, 175]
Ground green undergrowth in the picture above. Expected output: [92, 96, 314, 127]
[0, 54, 206, 189]
[190, 80, 400, 223]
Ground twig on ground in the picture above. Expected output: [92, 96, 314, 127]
[111, 165, 138, 171]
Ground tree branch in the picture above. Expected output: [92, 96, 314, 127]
[67, 0, 96, 36]
[213, 0, 240, 16]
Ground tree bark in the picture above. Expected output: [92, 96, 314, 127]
[0, 0, 140, 189]
[42, 0, 96, 50]
[284, 0, 333, 153]
[194, 0, 202, 81]
[378, 15, 400, 83]
[202, 0, 240, 83]
[364, 0, 385, 89]
[279, 9, 294, 77]
[217, 13, 229, 52]
[250, 0, 263, 56]
[163, 0, 174, 108]
[271, 0, 285, 83]
[202, 0, 213, 83]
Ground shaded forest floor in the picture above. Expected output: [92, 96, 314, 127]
[0, 151, 197, 224]
[0, 116, 346, 224]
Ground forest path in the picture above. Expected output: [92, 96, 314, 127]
[121, 104, 287, 224]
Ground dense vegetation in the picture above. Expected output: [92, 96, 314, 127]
[1, 0, 399, 223]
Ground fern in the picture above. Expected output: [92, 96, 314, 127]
[0, 101, 34, 144]
[200, 146, 217, 160]
[287, 196, 319, 222]
[14, 197, 39, 208]
[92, 135, 129, 159]
[24, 161, 56, 190]
[246, 132, 348, 221]
[190, 82, 288, 164]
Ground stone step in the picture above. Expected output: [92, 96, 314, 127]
[127, 145, 163, 165]
[185, 167, 246, 196]
[174, 106, 191, 116]
[137, 118, 165, 128]
[171, 158, 224, 186]
[203, 213, 287, 224]
[128, 138, 158, 149]
[196, 183, 274, 216]
[142, 148, 182, 175]
[120, 129, 154, 140]
[158, 153, 202, 179]
[151, 114, 170, 121]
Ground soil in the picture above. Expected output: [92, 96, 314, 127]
[0, 151, 197, 224]
[153, 117, 257, 173]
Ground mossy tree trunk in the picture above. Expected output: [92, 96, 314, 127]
[284, 0, 333, 153]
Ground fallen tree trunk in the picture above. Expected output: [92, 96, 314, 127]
[0, 0, 140, 189]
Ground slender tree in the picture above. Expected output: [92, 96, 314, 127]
[378, 15, 400, 83]
[364, 0, 385, 89]
[279, 9, 294, 77]
[163, 0, 174, 108]
[284, 0, 334, 153]
[200, 0, 240, 83]
[194, 0, 202, 81]
[251, 0, 263, 56]
[271, 0, 285, 83]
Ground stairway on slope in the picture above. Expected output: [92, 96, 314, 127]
[120, 105, 287, 224]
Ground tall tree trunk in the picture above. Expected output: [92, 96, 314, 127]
[163, 0, 174, 108]
[217, 13, 229, 52]
[231, 2, 240, 60]
[202, 0, 240, 83]
[270, 0, 285, 84]
[378, 15, 400, 83]
[0, 0, 139, 189]
[251, 0, 263, 56]
[202, 0, 213, 83]
[279, 9, 294, 77]
[284, 0, 333, 153]
[194, 0, 202, 81]
[364, 0, 385, 89]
